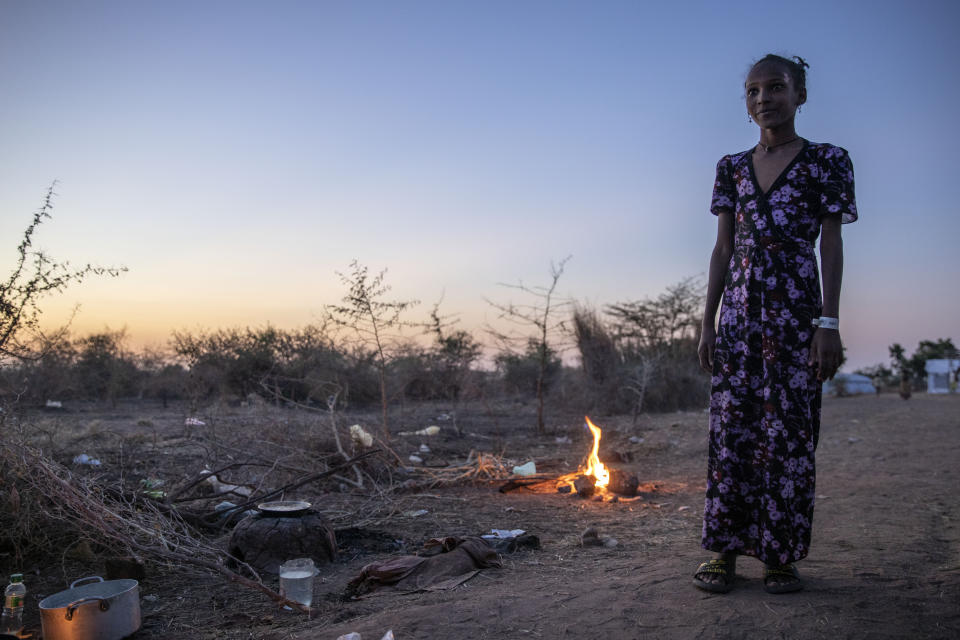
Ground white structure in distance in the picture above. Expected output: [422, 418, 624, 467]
[925, 359, 960, 394]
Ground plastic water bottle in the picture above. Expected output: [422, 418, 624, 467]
[1, 573, 25, 633]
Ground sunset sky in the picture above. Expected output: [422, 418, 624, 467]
[1, 0, 957, 372]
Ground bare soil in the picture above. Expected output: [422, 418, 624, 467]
[8, 393, 960, 639]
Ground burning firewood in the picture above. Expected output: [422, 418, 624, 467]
[606, 468, 639, 497]
[573, 474, 596, 498]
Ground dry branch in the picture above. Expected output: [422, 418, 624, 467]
[3, 443, 383, 615]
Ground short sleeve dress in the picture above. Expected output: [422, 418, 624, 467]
[701, 140, 857, 565]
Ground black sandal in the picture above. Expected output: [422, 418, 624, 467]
[763, 563, 803, 594]
[693, 559, 735, 593]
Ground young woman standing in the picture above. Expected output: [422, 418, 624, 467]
[693, 54, 857, 594]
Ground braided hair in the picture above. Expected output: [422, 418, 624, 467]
[751, 54, 810, 93]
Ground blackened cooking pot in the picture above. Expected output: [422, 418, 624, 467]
[39, 576, 141, 640]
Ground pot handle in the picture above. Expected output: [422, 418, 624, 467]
[64, 596, 110, 621]
[70, 575, 105, 589]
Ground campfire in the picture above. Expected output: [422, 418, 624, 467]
[496, 416, 641, 499]
[554, 416, 638, 499]
[582, 416, 610, 489]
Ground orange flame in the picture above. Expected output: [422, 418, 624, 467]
[583, 416, 609, 488]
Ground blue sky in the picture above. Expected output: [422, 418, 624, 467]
[1, 0, 958, 371]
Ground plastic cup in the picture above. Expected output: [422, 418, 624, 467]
[279, 558, 317, 607]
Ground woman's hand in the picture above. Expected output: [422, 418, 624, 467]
[809, 328, 843, 381]
[698, 325, 717, 373]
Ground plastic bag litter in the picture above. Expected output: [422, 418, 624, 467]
[200, 469, 253, 497]
[398, 426, 440, 437]
[350, 424, 374, 448]
[512, 461, 536, 476]
[336, 632, 394, 640]
[408, 455, 423, 464]
[140, 478, 166, 499]
[481, 529, 525, 540]
[184, 417, 206, 427]
[73, 453, 102, 466]
[214, 501, 257, 520]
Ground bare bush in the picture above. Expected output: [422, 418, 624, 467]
[606, 277, 708, 413]
[571, 305, 619, 414]
[487, 257, 571, 434]
[567, 277, 710, 416]
[0, 184, 125, 363]
[325, 261, 419, 438]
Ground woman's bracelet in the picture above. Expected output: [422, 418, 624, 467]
[812, 316, 839, 330]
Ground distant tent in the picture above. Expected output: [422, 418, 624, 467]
[925, 359, 960, 394]
[823, 373, 876, 396]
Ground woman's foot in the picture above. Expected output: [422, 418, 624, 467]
[693, 553, 736, 593]
[763, 563, 803, 594]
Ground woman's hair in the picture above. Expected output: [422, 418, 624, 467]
[751, 54, 809, 93]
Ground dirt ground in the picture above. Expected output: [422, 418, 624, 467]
[7, 392, 960, 639]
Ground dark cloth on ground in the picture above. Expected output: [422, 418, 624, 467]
[346, 536, 501, 596]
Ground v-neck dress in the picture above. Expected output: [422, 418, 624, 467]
[701, 140, 857, 565]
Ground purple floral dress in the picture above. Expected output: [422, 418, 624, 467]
[701, 140, 857, 565]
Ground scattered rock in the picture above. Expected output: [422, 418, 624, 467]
[580, 527, 617, 548]
[556, 483, 572, 494]
[580, 527, 602, 546]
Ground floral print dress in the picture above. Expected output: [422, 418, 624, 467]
[701, 140, 857, 565]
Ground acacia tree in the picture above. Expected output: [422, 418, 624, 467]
[606, 276, 704, 355]
[605, 276, 707, 414]
[0, 185, 125, 362]
[324, 260, 418, 438]
[487, 256, 571, 435]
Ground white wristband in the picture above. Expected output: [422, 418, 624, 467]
[813, 316, 839, 330]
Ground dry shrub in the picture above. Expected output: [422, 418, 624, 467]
[572, 305, 619, 413]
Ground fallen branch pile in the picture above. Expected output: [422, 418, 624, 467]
[399, 450, 513, 489]
[3, 441, 378, 614]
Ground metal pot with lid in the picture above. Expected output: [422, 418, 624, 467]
[39, 576, 141, 640]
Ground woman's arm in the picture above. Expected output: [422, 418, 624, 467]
[810, 213, 843, 380]
[698, 211, 734, 372]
